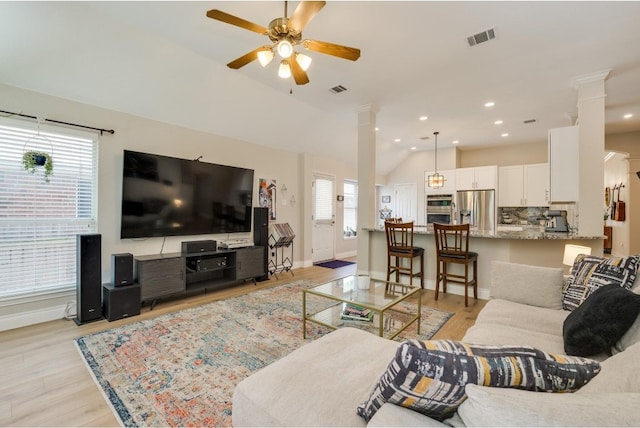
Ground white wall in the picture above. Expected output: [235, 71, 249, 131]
[604, 152, 631, 256]
[1, 83, 346, 330]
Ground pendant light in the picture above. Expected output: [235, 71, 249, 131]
[427, 131, 446, 188]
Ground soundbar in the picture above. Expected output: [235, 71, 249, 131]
[182, 240, 217, 254]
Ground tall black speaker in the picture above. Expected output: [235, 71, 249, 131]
[253, 207, 269, 281]
[75, 233, 102, 325]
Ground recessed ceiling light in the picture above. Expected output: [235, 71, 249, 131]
[419, 116, 428, 121]
[494, 120, 503, 125]
[394, 138, 401, 142]
[410, 146, 417, 150]
[501, 133, 509, 137]
[375, 127, 379, 131]
[485, 101, 495, 108]
[624, 113, 633, 119]
[452, 140, 459, 144]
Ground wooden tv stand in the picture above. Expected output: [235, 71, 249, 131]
[135, 246, 266, 308]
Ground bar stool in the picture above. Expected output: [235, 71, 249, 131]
[433, 222, 478, 306]
[384, 220, 424, 288]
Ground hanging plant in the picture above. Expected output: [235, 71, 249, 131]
[22, 150, 53, 183]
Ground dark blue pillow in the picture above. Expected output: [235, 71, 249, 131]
[563, 284, 640, 357]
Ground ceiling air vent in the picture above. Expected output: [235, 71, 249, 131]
[467, 27, 496, 47]
[329, 85, 347, 94]
[523, 119, 537, 124]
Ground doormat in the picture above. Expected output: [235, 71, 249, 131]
[314, 260, 356, 269]
[75, 280, 453, 427]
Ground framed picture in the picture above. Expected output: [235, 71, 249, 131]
[381, 195, 391, 203]
[259, 178, 277, 220]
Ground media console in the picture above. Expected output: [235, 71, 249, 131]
[135, 246, 266, 308]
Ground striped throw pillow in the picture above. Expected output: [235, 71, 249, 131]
[356, 340, 600, 422]
[562, 254, 640, 311]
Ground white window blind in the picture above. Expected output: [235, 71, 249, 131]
[0, 118, 98, 300]
[343, 180, 358, 237]
[314, 176, 333, 222]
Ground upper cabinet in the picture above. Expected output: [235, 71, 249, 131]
[548, 126, 579, 202]
[455, 165, 497, 191]
[425, 169, 456, 194]
[498, 163, 549, 207]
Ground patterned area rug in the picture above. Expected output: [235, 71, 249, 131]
[75, 280, 453, 427]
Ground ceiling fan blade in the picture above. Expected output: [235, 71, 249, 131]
[303, 39, 361, 61]
[288, 1, 326, 33]
[227, 47, 264, 69]
[206, 9, 268, 35]
[289, 58, 310, 85]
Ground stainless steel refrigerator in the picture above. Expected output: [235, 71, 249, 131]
[456, 189, 495, 234]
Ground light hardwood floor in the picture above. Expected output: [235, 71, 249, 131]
[0, 260, 485, 427]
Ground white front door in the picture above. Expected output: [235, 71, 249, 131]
[394, 183, 418, 222]
[312, 174, 336, 263]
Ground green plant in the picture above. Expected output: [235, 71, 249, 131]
[22, 151, 53, 183]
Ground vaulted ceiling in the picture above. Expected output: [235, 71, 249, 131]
[1, 1, 639, 174]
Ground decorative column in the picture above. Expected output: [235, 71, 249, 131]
[571, 69, 610, 237]
[356, 104, 378, 275]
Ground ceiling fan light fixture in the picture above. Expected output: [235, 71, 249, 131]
[257, 48, 274, 67]
[278, 60, 291, 78]
[296, 53, 312, 71]
[277, 40, 293, 58]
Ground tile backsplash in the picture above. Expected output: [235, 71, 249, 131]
[498, 207, 548, 226]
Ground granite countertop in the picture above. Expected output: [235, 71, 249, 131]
[365, 226, 603, 240]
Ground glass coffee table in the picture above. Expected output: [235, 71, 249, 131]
[302, 275, 421, 340]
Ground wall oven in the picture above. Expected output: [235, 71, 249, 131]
[426, 194, 454, 225]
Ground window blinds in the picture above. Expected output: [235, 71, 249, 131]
[314, 176, 334, 222]
[0, 118, 98, 299]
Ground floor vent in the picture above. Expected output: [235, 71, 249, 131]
[329, 85, 347, 94]
[467, 28, 496, 47]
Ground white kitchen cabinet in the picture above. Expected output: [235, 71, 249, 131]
[424, 169, 456, 194]
[548, 126, 579, 202]
[498, 163, 549, 207]
[455, 165, 497, 191]
[498, 165, 524, 206]
[525, 163, 550, 206]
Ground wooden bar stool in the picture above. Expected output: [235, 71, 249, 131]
[433, 222, 478, 306]
[384, 220, 424, 288]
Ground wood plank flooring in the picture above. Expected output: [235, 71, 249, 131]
[0, 260, 485, 427]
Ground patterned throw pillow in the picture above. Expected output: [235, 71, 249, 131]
[562, 254, 640, 311]
[356, 340, 601, 422]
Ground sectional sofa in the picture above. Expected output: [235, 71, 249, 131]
[232, 258, 640, 427]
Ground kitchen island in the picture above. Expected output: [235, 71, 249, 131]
[364, 226, 603, 301]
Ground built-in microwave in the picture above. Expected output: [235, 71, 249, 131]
[426, 194, 454, 224]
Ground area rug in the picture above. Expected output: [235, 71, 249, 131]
[314, 259, 356, 269]
[75, 280, 452, 427]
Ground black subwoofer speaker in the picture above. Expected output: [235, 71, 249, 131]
[111, 253, 134, 287]
[102, 283, 141, 322]
[253, 207, 269, 281]
[75, 233, 102, 325]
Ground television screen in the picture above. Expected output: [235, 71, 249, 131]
[120, 150, 254, 239]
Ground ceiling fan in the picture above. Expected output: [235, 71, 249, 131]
[206, 1, 361, 85]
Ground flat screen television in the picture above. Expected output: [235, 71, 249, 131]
[120, 150, 254, 239]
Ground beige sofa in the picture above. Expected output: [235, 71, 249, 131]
[232, 261, 640, 427]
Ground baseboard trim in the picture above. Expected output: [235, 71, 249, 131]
[0, 304, 70, 332]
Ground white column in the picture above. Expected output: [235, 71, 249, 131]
[571, 69, 610, 236]
[356, 104, 377, 275]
